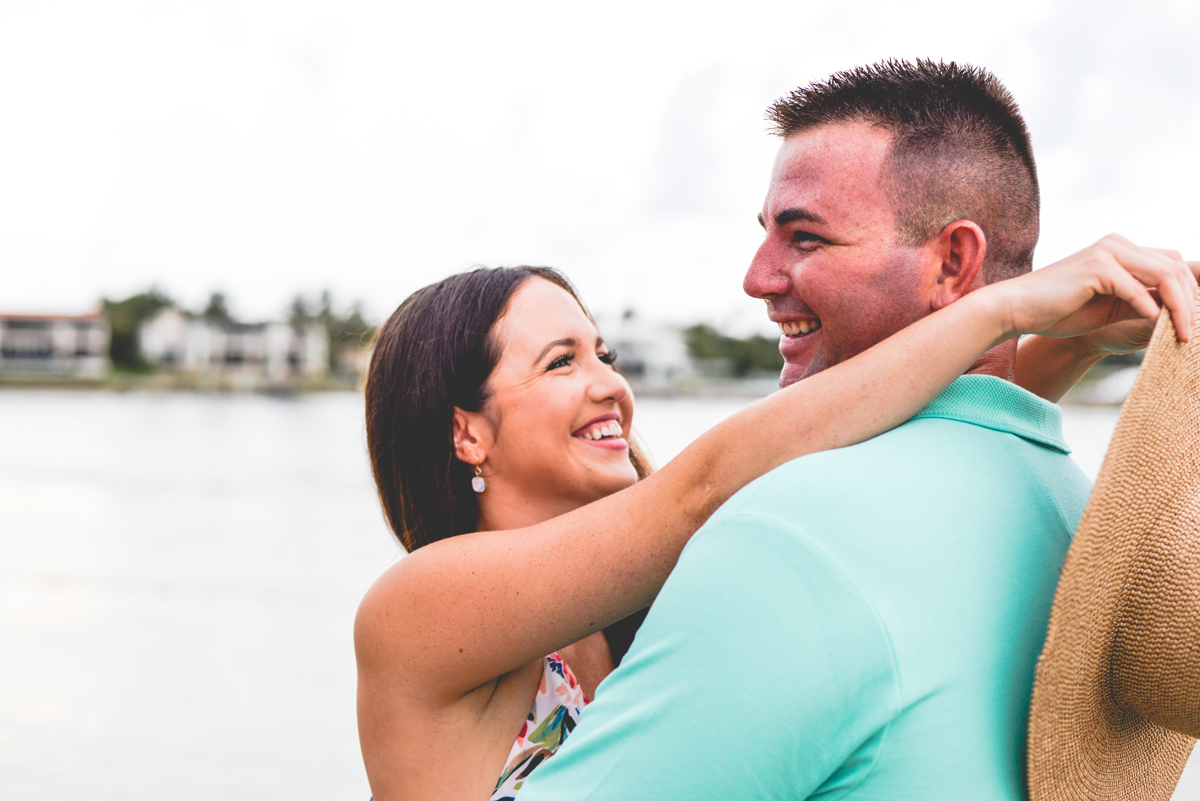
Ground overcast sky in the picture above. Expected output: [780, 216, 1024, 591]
[2, 0, 1197, 334]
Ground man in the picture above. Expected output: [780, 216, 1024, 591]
[518, 60, 1184, 799]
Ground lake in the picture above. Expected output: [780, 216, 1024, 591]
[1, 390, 1196, 799]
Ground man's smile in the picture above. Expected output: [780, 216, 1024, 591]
[779, 319, 822, 337]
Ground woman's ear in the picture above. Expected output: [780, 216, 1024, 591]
[452, 407, 491, 466]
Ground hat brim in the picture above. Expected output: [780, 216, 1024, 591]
[1028, 300, 1200, 801]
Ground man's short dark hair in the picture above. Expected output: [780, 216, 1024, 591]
[767, 59, 1039, 283]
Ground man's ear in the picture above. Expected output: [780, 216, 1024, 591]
[452, 407, 491, 466]
[930, 220, 987, 310]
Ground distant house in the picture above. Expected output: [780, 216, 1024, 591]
[139, 308, 329, 387]
[333, 340, 373, 378]
[0, 312, 109, 378]
[596, 313, 694, 392]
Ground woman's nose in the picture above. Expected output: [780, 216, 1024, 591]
[588, 358, 630, 403]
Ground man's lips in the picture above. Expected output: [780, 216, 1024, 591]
[776, 317, 823, 368]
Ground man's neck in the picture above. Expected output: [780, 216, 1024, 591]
[965, 339, 1018, 382]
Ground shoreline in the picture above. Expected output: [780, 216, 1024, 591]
[0, 376, 1128, 406]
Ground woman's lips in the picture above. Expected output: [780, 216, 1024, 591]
[572, 415, 627, 451]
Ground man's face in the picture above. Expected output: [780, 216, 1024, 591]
[744, 122, 937, 388]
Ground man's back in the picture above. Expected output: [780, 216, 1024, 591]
[521, 376, 1092, 800]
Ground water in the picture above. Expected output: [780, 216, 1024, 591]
[0, 391, 396, 800]
[1, 390, 1196, 799]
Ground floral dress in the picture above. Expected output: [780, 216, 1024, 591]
[491, 653, 589, 801]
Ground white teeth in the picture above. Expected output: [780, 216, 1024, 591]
[579, 422, 622, 441]
[779, 319, 822, 337]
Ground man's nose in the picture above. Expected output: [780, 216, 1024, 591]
[743, 239, 792, 299]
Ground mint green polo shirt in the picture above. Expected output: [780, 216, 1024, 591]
[520, 375, 1091, 800]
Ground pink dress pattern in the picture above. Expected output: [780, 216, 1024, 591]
[491, 653, 589, 801]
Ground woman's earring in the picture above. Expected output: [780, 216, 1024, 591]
[471, 465, 486, 494]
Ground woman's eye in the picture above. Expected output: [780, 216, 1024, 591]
[598, 350, 619, 366]
[547, 353, 574, 370]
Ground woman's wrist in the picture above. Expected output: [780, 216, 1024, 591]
[963, 284, 1020, 346]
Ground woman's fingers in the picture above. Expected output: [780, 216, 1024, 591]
[1099, 237, 1194, 341]
[1132, 243, 1198, 330]
[1104, 264, 1164, 327]
[1157, 251, 1197, 342]
[1149, 247, 1200, 334]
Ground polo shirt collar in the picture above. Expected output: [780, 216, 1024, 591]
[912, 374, 1070, 454]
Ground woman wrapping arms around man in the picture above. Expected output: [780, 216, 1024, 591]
[355, 239, 1198, 801]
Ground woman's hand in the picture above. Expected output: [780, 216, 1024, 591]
[1064, 255, 1199, 359]
[1003, 235, 1198, 403]
[991, 234, 1199, 343]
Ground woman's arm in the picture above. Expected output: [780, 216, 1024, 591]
[356, 237, 1197, 703]
[1015, 334, 1118, 403]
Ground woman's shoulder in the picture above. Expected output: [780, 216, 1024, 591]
[354, 556, 415, 672]
[354, 532, 493, 689]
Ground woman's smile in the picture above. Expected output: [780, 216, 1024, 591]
[572, 414, 628, 450]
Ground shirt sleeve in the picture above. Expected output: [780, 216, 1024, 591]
[518, 510, 900, 801]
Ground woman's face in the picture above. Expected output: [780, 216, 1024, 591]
[472, 278, 638, 513]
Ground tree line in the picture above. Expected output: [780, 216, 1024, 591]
[683, 324, 783, 377]
[101, 289, 375, 373]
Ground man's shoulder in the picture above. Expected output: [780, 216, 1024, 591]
[718, 415, 968, 511]
[710, 409, 1088, 536]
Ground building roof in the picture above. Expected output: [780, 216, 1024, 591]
[0, 311, 105, 323]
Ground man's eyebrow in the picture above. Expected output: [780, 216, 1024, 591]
[535, 338, 578, 365]
[774, 207, 828, 227]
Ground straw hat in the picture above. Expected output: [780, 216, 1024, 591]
[1028, 296, 1200, 800]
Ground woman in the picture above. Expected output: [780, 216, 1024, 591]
[356, 242, 1197, 801]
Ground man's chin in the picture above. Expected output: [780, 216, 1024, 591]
[779, 350, 838, 387]
[779, 361, 812, 389]
[778, 331, 830, 388]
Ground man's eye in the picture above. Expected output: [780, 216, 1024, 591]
[792, 231, 825, 248]
[548, 353, 575, 370]
[598, 350, 619, 366]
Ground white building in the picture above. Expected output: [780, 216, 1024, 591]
[596, 313, 694, 392]
[0, 312, 109, 378]
[139, 308, 329, 387]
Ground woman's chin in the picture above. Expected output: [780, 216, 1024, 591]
[566, 461, 639, 503]
[593, 467, 640, 499]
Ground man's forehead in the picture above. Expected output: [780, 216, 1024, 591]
[774, 123, 891, 178]
[763, 122, 894, 217]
